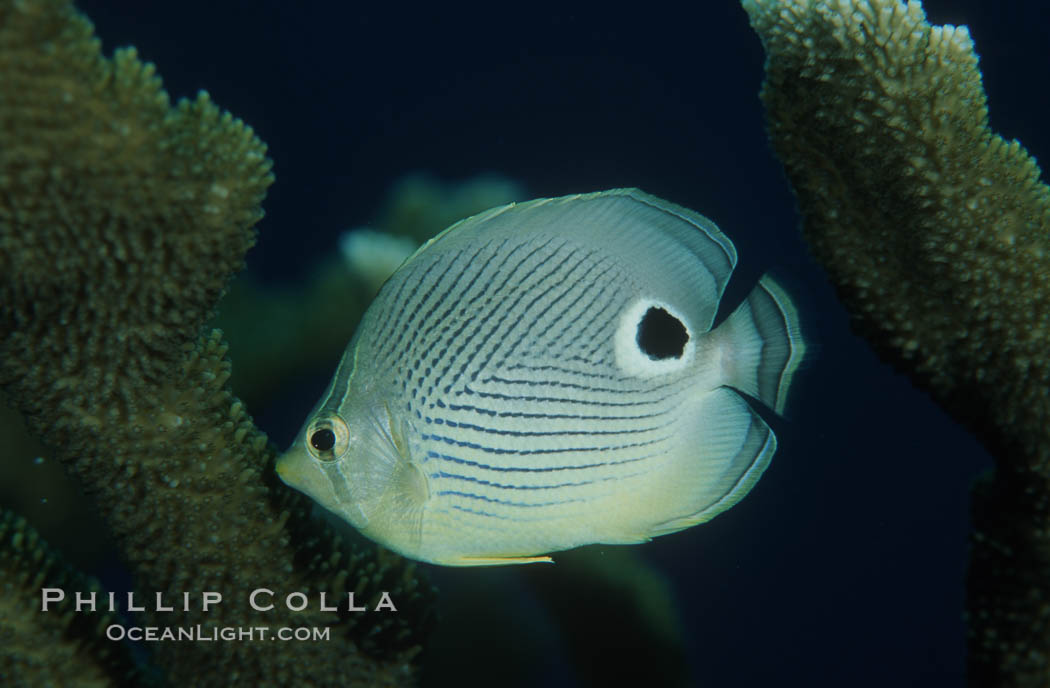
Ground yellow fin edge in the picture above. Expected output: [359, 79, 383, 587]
[451, 554, 555, 567]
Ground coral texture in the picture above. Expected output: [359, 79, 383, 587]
[0, 0, 432, 685]
[0, 509, 141, 687]
[740, 0, 1050, 685]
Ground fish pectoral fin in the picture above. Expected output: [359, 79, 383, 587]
[380, 401, 411, 461]
[450, 554, 555, 567]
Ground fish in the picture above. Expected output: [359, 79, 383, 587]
[276, 188, 806, 566]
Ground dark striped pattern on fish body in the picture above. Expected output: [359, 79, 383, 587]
[276, 189, 806, 566]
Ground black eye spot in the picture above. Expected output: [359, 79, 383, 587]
[310, 428, 336, 451]
[636, 307, 688, 360]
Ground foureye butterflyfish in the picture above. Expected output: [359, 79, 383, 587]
[276, 188, 806, 566]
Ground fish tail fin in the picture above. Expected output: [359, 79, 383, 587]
[645, 277, 803, 537]
[715, 275, 806, 415]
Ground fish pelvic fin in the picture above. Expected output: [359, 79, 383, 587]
[446, 554, 555, 567]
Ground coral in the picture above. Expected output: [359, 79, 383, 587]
[0, 398, 110, 567]
[740, 0, 1050, 684]
[0, 509, 143, 687]
[339, 229, 418, 295]
[0, 0, 432, 685]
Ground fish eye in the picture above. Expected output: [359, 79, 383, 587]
[311, 428, 335, 451]
[305, 414, 350, 462]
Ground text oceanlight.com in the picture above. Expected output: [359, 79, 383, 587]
[106, 625, 331, 642]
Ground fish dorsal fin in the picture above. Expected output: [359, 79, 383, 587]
[410, 188, 737, 333]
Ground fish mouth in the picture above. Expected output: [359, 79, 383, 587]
[274, 447, 370, 529]
[274, 453, 290, 481]
[274, 450, 308, 489]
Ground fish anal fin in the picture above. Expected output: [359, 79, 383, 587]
[645, 514, 711, 538]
